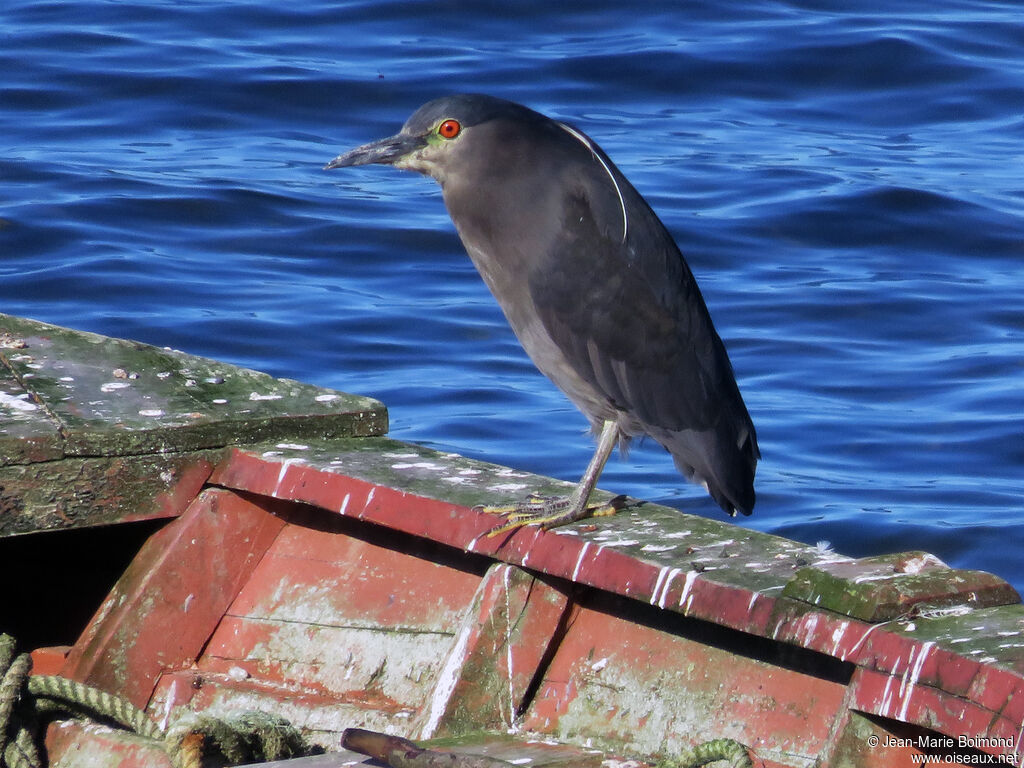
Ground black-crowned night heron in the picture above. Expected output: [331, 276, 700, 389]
[326, 94, 759, 534]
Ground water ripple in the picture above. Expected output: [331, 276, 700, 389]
[1, 0, 1022, 587]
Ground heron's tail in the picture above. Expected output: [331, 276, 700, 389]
[664, 420, 759, 517]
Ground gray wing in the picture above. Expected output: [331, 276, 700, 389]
[527, 170, 741, 433]
[527, 159, 759, 513]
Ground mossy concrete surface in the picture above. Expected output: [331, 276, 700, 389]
[0, 314, 387, 462]
[0, 314, 387, 535]
[783, 551, 1020, 622]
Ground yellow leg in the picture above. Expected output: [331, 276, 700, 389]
[481, 420, 623, 536]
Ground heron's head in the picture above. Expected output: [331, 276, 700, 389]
[325, 94, 556, 186]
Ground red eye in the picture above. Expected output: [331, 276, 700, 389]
[438, 119, 461, 139]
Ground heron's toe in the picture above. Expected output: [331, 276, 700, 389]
[481, 494, 628, 536]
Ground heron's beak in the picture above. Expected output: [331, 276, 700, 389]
[325, 132, 428, 169]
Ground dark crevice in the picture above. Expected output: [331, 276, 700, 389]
[0, 517, 168, 650]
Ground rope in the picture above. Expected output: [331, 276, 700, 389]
[0, 634, 313, 768]
[164, 712, 308, 768]
[659, 737, 753, 768]
[3, 632, 750, 768]
[26, 676, 163, 741]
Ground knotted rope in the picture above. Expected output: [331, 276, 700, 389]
[0, 634, 311, 768]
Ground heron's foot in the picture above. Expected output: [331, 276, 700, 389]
[476, 493, 627, 537]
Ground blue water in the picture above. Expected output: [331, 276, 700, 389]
[2, 2, 1022, 590]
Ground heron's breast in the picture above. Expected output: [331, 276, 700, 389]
[461, 243, 616, 426]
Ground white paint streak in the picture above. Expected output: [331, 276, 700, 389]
[896, 647, 915, 700]
[572, 543, 591, 581]
[249, 391, 283, 401]
[640, 544, 677, 553]
[852, 573, 902, 584]
[422, 620, 475, 738]
[831, 622, 850, 656]
[846, 621, 884, 660]
[653, 567, 682, 609]
[898, 641, 934, 722]
[274, 457, 304, 494]
[799, 614, 820, 646]
[503, 565, 517, 730]
[338, 493, 351, 515]
[599, 539, 640, 548]
[159, 679, 178, 731]
[650, 566, 670, 606]
[678, 570, 700, 615]
[879, 673, 897, 718]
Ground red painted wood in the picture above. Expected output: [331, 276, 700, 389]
[137, 511, 491, 741]
[209, 445, 1024, 757]
[225, 522, 482, 633]
[45, 720, 171, 768]
[850, 666, 1022, 763]
[415, 563, 570, 739]
[210, 448, 496, 545]
[784, 552, 1019, 622]
[819, 709, 969, 768]
[60, 489, 286, 707]
[30, 646, 70, 676]
[524, 600, 846, 766]
[121, 456, 215, 524]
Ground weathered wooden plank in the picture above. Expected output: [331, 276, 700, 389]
[523, 594, 845, 767]
[783, 551, 1020, 622]
[46, 721, 171, 768]
[139, 506, 492, 742]
[412, 563, 571, 739]
[210, 439, 1024, 763]
[210, 439, 836, 596]
[150, 669, 420, 749]
[61, 488, 286, 707]
[257, 736, 621, 768]
[224, 521, 484, 634]
[0, 357, 62, 463]
[848, 666, 1021, 764]
[0, 313, 387, 463]
[819, 710, 965, 768]
[0, 451, 216, 536]
[150, 518, 568, 751]
[199, 515, 486, 710]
